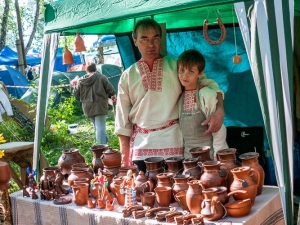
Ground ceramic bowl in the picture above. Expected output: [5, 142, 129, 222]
[225, 198, 252, 217]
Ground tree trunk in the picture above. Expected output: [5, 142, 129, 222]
[24, 0, 40, 54]
[0, 0, 10, 51]
[97, 46, 104, 64]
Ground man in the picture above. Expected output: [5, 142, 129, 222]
[115, 18, 224, 172]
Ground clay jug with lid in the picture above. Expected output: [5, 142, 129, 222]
[201, 188, 225, 221]
[186, 180, 204, 214]
[156, 172, 175, 203]
[216, 148, 240, 191]
[239, 152, 265, 196]
[165, 156, 184, 174]
[144, 157, 164, 187]
[230, 166, 260, 205]
[182, 158, 202, 180]
[58, 148, 85, 176]
[133, 171, 154, 202]
[200, 161, 229, 189]
[90, 144, 109, 173]
[189, 146, 212, 162]
[72, 183, 89, 206]
[101, 149, 121, 168]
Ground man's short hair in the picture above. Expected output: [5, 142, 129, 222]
[132, 18, 162, 39]
[86, 63, 97, 73]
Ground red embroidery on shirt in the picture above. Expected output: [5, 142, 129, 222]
[132, 148, 183, 157]
[183, 90, 196, 111]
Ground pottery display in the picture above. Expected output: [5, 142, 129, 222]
[189, 146, 212, 162]
[164, 156, 184, 173]
[72, 183, 89, 206]
[225, 198, 252, 217]
[201, 187, 225, 221]
[239, 152, 265, 196]
[174, 190, 189, 210]
[144, 157, 164, 187]
[182, 158, 202, 180]
[186, 180, 204, 214]
[200, 161, 229, 189]
[216, 148, 240, 191]
[0, 161, 11, 191]
[90, 144, 109, 173]
[101, 149, 121, 168]
[57, 148, 85, 176]
[117, 165, 139, 177]
[140, 192, 156, 208]
[230, 166, 260, 205]
[154, 186, 172, 207]
[67, 167, 93, 187]
[134, 171, 154, 202]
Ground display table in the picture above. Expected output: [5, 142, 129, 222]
[9, 186, 284, 225]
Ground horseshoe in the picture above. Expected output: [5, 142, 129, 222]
[203, 18, 227, 45]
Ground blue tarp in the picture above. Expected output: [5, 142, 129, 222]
[0, 46, 41, 66]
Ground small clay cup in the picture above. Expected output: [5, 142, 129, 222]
[140, 192, 156, 208]
[154, 186, 172, 207]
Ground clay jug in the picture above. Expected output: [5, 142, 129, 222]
[172, 174, 190, 198]
[117, 165, 139, 178]
[0, 162, 11, 191]
[230, 166, 260, 205]
[101, 149, 121, 168]
[156, 172, 175, 203]
[72, 183, 89, 206]
[215, 186, 247, 205]
[165, 156, 184, 173]
[90, 144, 108, 173]
[154, 186, 172, 207]
[67, 167, 93, 188]
[239, 152, 265, 196]
[200, 161, 229, 189]
[201, 188, 225, 221]
[189, 146, 212, 162]
[182, 158, 202, 180]
[144, 157, 164, 187]
[109, 177, 125, 206]
[58, 148, 85, 176]
[186, 180, 204, 214]
[174, 190, 189, 210]
[216, 148, 240, 191]
[134, 171, 154, 202]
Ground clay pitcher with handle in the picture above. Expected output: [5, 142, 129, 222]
[133, 171, 154, 202]
[186, 180, 204, 214]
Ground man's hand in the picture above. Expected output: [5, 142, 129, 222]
[118, 135, 132, 166]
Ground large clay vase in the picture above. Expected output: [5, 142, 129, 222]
[156, 172, 175, 203]
[101, 149, 121, 168]
[182, 158, 202, 180]
[172, 174, 190, 198]
[200, 161, 229, 189]
[144, 157, 164, 187]
[230, 166, 260, 205]
[72, 183, 89, 206]
[0, 162, 11, 191]
[117, 166, 139, 178]
[90, 144, 108, 173]
[239, 152, 265, 196]
[216, 148, 240, 192]
[57, 148, 85, 176]
[186, 180, 204, 214]
[67, 167, 93, 188]
[110, 176, 125, 206]
[201, 188, 225, 221]
[134, 171, 154, 202]
[165, 156, 184, 174]
[189, 146, 212, 162]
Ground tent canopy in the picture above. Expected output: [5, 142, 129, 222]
[0, 46, 41, 66]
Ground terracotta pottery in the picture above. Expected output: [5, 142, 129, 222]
[89, 181, 112, 202]
[216, 148, 240, 191]
[140, 192, 156, 208]
[109, 177, 125, 206]
[72, 183, 89, 206]
[97, 198, 106, 209]
[39, 166, 60, 186]
[201, 188, 225, 221]
[74, 177, 89, 186]
[215, 186, 247, 205]
[172, 174, 190, 198]
[103, 165, 120, 177]
[174, 190, 189, 210]
[90, 144, 109, 173]
[67, 167, 93, 188]
[87, 197, 96, 208]
[117, 166, 139, 177]
[144, 157, 164, 187]
[72, 163, 93, 175]
[0, 161, 11, 191]
[154, 186, 172, 207]
[225, 198, 252, 217]
[156, 172, 175, 203]
[239, 152, 265, 196]
[189, 146, 212, 162]
[199, 161, 229, 189]
[102, 169, 114, 192]
[134, 171, 154, 202]
[106, 198, 117, 211]
[165, 156, 184, 173]
[186, 180, 204, 214]
[182, 158, 202, 180]
[230, 166, 260, 205]
[57, 148, 85, 176]
[101, 149, 121, 168]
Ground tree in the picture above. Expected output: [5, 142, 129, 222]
[0, 0, 10, 50]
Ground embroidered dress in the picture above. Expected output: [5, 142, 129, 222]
[115, 56, 184, 161]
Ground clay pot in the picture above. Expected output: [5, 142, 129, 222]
[230, 166, 260, 205]
[67, 167, 93, 188]
[110, 177, 125, 206]
[199, 161, 229, 189]
[186, 180, 204, 214]
[90, 144, 109, 173]
[104, 165, 120, 177]
[164, 156, 184, 173]
[182, 158, 202, 180]
[101, 149, 121, 168]
[144, 157, 164, 187]
[172, 174, 190, 198]
[156, 172, 175, 203]
[239, 152, 265, 196]
[117, 166, 139, 177]
[72, 163, 93, 175]
[216, 148, 240, 192]
[0, 162, 11, 191]
[154, 186, 172, 207]
[40, 166, 60, 182]
[134, 171, 154, 202]
[72, 183, 89, 206]
[201, 188, 225, 221]
[140, 192, 156, 208]
[87, 197, 96, 208]
[225, 198, 252, 217]
[189, 146, 212, 162]
[74, 178, 89, 186]
[174, 190, 189, 210]
[215, 186, 247, 205]
[57, 148, 85, 176]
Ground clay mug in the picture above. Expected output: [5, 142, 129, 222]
[154, 186, 172, 207]
[72, 183, 89, 206]
[174, 190, 189, 210]
[140, 192, 156, 208]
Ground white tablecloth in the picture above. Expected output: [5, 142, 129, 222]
[9, 186, 284, 225]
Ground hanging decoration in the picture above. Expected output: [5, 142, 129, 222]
[232, 7, 242, 64]
[63, 34, 74, 65]
[74, 32, 86, 52]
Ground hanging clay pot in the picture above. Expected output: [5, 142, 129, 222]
[189, 146, 212, 162]
[57, 148, 85, 176]
[63, 45, 74, 65]
[74, 32, 86, 52]
[0, 162, 11, 191]
[164, 156, 184, 174]
[90, 144, 108, 173]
